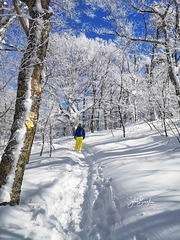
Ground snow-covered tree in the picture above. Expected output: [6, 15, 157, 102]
[0, 0, 52, 206]
[42, 33, 125, 133]
[94, 0, 180, 110]
[40, 33, 148, 137]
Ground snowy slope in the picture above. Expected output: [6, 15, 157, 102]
[0, 122, 180, 240]
[85, 123, 180, 240]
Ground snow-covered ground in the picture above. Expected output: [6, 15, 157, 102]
[0, 122, 180, 240]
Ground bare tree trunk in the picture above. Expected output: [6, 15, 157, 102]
[174, 0, 180, 67]
[90, 105, 95, 133]
[49, 120, 53, 157]
[40, 102, 54, 156]
[145, 64, 156, 122]
[104, 109, 108, 130]
[0, 0, 52, 206]
[40, 131, 45, 156]
[82, 96, 86, 127]
[97, 104, 101, 131]
[90, 86, 96, 133]
[163, 23, 180, 107]
[118, 105, 126, 137]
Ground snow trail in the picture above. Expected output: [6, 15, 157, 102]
[79, 146, 122, 240]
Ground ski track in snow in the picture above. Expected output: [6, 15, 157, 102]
[79, 147, 122, 240]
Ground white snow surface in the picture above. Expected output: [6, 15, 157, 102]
[0, 122, 180, 240]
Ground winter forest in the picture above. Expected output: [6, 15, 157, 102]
[0, 0, 180, 239]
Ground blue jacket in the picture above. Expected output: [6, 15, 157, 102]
[74, 126, 85, 139]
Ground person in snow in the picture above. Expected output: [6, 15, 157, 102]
[74, 123, 85, 151]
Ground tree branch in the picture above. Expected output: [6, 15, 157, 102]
[0, 106, 12, 118]
[114, 30, 165, 45]
[0, 42, 24, 52]
[12, 0, 29, 37]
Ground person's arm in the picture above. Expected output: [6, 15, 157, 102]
[74, 129, 77, 139]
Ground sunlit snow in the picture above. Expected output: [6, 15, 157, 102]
[0, 122, 180, 240]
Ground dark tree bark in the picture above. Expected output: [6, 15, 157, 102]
[0, 0, 52, 206]
[90, 83, 97, 133]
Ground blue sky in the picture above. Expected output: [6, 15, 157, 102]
[51, 0, 154, 48]
[79, 8, 116, 40]
[74, 2, 153, 48]
[75, 3, 153, 56]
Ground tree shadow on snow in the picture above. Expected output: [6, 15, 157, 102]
[0, 229, 31, 240]
[116, 209, 180, 240]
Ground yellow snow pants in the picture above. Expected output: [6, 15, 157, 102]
[75, 137, 83, 151]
